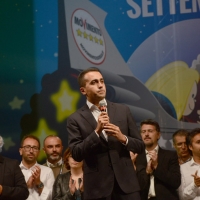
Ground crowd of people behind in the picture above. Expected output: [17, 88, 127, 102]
[1, 67, 200, 200]
[0, 124, 199, 200]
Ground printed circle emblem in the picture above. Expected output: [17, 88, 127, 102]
[71, 9, 106, 65]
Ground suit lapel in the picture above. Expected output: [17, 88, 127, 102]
[0, 155, 5, 184]
[158, 147, 165, 164]
[107, 101, 116, 124]
[80, 104, 97, 130]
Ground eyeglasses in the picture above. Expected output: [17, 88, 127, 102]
[21, 145, 39, 152]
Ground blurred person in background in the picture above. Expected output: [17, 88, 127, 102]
[52, 147, 83, 200]
[173, 129, 191, 165]
[0, 135, 29, 200]
[43, 135, 68, 178]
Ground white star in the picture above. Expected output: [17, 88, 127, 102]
[9, 96, 25, 110]
[59, 91, 73, 111]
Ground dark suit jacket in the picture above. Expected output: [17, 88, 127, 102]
[136, 147, 181, 200]
[0, 155, 29, 200]
[53, 171, 83, 200]
[67, 100, 145, 199]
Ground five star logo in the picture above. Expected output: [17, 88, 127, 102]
[9, 96, 25, 110]
[51, 80, 80, 122]
[72, 9, 106, 64]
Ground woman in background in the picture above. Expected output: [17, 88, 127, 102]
[52, 148, 83, 200]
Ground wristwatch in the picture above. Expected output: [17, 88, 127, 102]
[36, 182, 44, 189]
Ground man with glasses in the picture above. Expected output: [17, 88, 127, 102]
[173, 129, 191, 165]
[19, 135, 55, 200]
[135, 119, 181, 200]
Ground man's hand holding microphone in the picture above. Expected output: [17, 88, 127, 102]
[95, 100, 127, 144]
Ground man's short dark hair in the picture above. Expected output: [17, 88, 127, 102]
[172, 129, 189, 144]
[78, 67, 102, 87]
[21, 135, 40, 149]
[140, 119, 160, 132]
[187, 128, 200, 146]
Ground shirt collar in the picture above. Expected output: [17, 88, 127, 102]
[190, 157, 200, 166]
[145, 145, 159, 154]
[46, 158, 63, 168]
[20, 161, 38, 170]
[86, 99, 107, 110]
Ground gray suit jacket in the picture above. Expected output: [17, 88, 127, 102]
[67, 100, 145, 199]
[0, 155, 29, 200]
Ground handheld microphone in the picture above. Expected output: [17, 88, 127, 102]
[99, 100, 107, 112]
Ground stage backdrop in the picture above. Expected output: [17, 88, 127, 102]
[1, 0, 200, 161]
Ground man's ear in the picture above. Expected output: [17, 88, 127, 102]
[19, 148, 22, 156]
[80, 87, 86, 95]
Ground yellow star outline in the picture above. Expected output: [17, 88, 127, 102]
[89, 34, 93, 41]
[83, 31, 88, 39]
[94, 36, 99, 44]
[30, 118, 57, 161]
[51, 80, 80, 122]
[76, 29, 82, 37]
[99, 38, 104, 46]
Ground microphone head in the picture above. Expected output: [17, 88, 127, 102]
[99, 100, 106, 107]
[99, 100, 107, 112]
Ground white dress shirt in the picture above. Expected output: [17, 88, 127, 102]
[146, 145, 159, 199]
[178, 158, 200, 200]
[20, 162, 55, 200]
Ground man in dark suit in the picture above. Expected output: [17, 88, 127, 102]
[67, 67, 145, 200]
[135, 119, 181, 200]
[0, 136, 29, 200]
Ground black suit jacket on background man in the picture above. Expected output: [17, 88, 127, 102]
[0, 155, 29, 200]
[67, 101, 145, 199]
[136, 147, 181, 200]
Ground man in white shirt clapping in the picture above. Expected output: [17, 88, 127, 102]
[19, 135, 55, 200]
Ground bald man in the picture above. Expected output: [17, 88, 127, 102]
[43, 135, 68, 178]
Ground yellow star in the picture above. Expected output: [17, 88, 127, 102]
[83, 31, 88, 39]
[76, 29, 82, 37]
[31, 118, 57, 161]
[99, 38, 104, 45]
[94, 36, 99, 44]
[3, 137, 15, 151]
[51, 80, 80, 122]
[89, 34, 93, 41]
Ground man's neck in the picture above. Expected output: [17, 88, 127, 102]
[146, 144, 158, 151]
[47, 158, 62, 166]
[71, 167, 83, 177]
[22, 160, 36, 169]
[179, 154, 191, 163]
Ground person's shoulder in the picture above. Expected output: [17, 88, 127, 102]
[108, 101, 128, 109]
[2, 156, 19, 165]
[159, 148, 178, 157]
[68, 104, 88, 118]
